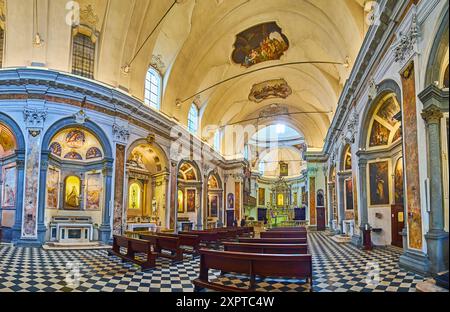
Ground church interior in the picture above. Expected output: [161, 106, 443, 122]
[0, 0, 448, 293]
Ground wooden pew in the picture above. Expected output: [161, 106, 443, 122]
[180, 231, 219, 247]
[260, 231, 308, 239]
[158, 233, 200, 255]
[223, 242, 308, 254]
[269, 227, 307, 232]
[110, 235, 156, 271]
[238, 237, 307, 245]
[140, 235, 183, 263]
[193, 249, 313, 292]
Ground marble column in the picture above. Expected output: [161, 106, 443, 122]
[169, 161, 177, 231]
[420, 86, 449, 274]
[327, 182, 335, 229]
[197, 184, 203, 230]
[113, 144, 126, 235]
[11, 152, 25, 242]
[357, 158, 369, 243]
[98, 159, 114, 243]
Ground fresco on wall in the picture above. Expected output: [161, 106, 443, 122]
[86, 173, 102, 210]
[210, 195, 218, 217]
[393, 128, 402, 142]
[86, 147, 103, 160]
[369, 161, 390, 206]
[345, 179, 354, 210]
[248, 79, 292, 103]
[186, 189, 196, 212]
[344, 147, 352, 171]
[65, 130, 86, 148]
[64, 151, 83, 160]
[49, 142, 62, 157]
[65, 176, 81, 210]
[46, 167, 60, 209]
[227, 193, 234, 209]
[232, 22, 289, 68]
[208, 175, 219, 189]
[0, 124, 16, 156]
[2, 166, 16, 207]
[369, 120, 390, 147]
[377, 96, 401, 126]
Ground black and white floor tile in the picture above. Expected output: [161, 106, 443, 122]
[0, 232, 425, 292]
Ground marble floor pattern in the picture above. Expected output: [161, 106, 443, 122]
[0, 232, 426, 292]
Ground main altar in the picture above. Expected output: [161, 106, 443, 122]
[266, 177, 295, 227]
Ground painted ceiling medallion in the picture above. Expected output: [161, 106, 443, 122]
[249, 78, 292, 103]
[232, 22, 289, 68]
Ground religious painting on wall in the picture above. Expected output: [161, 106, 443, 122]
[277, 193, 284, 207]
[248, 79, 292, 103]
[258, 188, 265, 206]
[377, 96, 400, 126]
[208, 175, 219, 189]
[0, 124, 16, 156]
[344, 146, 352, 171]
[293, 192, 298, 207]
[64, 151, 83, 160]
[394, 158, 404, 205]
[86, 147, 103, 160]
[128, 151, 145, 169]
[2, 166, 16, 207]
[279, 161, 288, 177]
[86, 173, 102, 211]
[369, 161, 390, 206]
[184, 168, 196, 181]
[369, 120, 390, 147]
[46, 167, 60, 209]
[316, 190, 324, 207]
[129, 182, 142, 210]
[227, 193, 234, 209]
[209, 195, 218, 217]
[186, 189, 196, 212]
[345, 179, 354, 210]
[232, 21, 289, 68]
[65, 176, 81, 210]
[177, 190, 184, 213]
[49, 142, 62, 157]
[65, 129, 86, 148]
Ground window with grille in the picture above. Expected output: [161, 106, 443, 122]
[71, 33, 95, 79]
[188, 104, 199, 134]
[144, 67, 162, 110]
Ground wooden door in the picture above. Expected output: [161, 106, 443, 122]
[391, 204, 404, 248]
[226, 210, 234, 227]
[316, 207, 326, 231]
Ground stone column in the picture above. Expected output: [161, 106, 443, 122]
[98, 159, 114, 243]
[327, 182, 334, 229]
[357, 158, 369, 234]
[113, 144, 126, 235]
[420, 89, 449, 274]
[197, 184, 203, 230]
[11, 152, 25, 242]
[169, 161, 178, 231]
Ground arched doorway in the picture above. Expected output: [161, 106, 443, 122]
[176, 161, 202, 231]
[125, 141, 168, 232]
[359, 91, 404, 247]
[205, 172, 223, 229]
[41, 121, 113, 244]
[0, 116, 25, 242]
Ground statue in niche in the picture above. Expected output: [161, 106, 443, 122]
[66, 186, 80, 208]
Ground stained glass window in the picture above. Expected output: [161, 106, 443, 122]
[144, 67, 162, 110]
[72, 33, 95, 79]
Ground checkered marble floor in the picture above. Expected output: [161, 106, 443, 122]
[0, 232, 425, 292]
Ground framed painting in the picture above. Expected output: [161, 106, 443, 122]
[345, 179, 354, 210]
[227, 193, 234, 209]
[369, 161, 390, 206]
[186, 189, 196, 212]
[177, 190, 184, 213]
[209, 195, 218, 217]
[86, 173, 102, 211]
[279, 161, 288, 177]
[258, 188, 265, 206]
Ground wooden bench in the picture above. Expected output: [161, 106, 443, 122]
[260, 231, 308, 239]
[238, 237, 308, 245]
[140, 234, 183, 263]
[193, 249, 313, 292]
[180, 231, 219, 247]
[223, 242, 308, 254]
[110, 235, 156, 271]
[158, 233, 200, 255]
[269, 227, 307, 232]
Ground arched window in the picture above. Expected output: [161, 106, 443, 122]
[71, 33, 95, 79]
[213, 130, 221, 151]
[144, 66, 162, 110]
[188, 104, 199, 134]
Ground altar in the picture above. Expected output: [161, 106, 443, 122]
[266, 177, 295, 228]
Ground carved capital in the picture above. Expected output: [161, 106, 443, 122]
[394, 13, 420, 65]
[421, 106, 443, 124]
[112, 123, 130, 144]
[23, 108, 47, 129]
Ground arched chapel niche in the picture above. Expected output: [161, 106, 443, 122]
[205, 172, 223, 228]
[176, 161, 201, 231]
[125, 141, 168, 231]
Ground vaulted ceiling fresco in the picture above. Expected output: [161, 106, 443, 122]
[249, 79, 292, 103]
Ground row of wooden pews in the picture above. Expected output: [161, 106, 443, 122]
[109, 227, 254, 271]
[192, 227, 313, 292]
